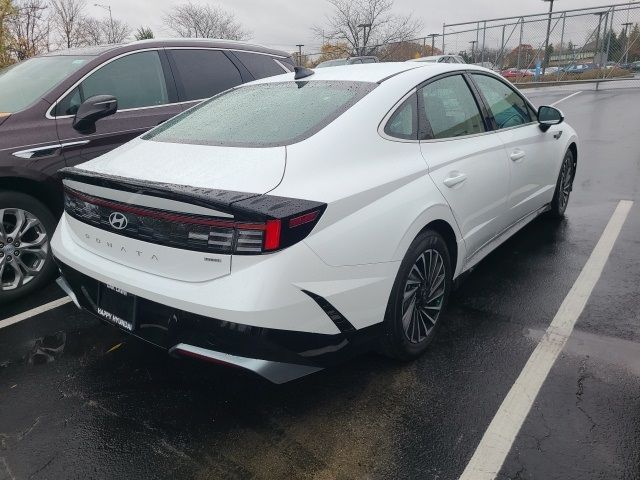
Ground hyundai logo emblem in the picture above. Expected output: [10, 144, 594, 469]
[109, 212, 128, 230]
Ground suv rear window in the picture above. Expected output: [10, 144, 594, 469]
[168, 49, 243, 101]
[144, 81, 376, 148]
[233, 51, 287, 79]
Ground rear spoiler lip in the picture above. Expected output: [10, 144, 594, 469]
[60, 167, 325, 221]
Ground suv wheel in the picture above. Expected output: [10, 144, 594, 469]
[380, 229, 452, 360]
[0, 192, 57, 305]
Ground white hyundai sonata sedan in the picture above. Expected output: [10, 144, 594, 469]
[52, 62, 578, 383]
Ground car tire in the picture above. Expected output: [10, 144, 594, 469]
[549, 149, 575, 219]
[380, 229, 452, 361]
[0, 192, 57, 305]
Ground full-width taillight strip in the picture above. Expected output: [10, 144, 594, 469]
[64, 187, 267, 230]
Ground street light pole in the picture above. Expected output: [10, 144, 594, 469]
[94, 3, 114, 43]
[542, 0, 555, 75]
[296, 44, 304, 66]
[357, 23, 372, 56]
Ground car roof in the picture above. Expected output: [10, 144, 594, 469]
[408, 55, 446, 62]
[257, 62, 489, 84]
[40, 38, 290, 59]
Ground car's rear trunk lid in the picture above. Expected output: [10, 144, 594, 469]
[60, 141, 287, 282]
[76, 138, 286, 194]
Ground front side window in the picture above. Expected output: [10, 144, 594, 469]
[419, 75, 485, 140]
[471, 74, 532, 129]
[168, 49, 242, 101]
[144, 81, 376, 148]
[54, 51, 168, 116]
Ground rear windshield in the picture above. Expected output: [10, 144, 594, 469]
[144, 81, 376, 148]
[0, 55, 91, 113]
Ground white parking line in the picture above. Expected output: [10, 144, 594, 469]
[551, 91, 582, 106]
[459, 200, 633, 480]
[0, 297, 71, 330]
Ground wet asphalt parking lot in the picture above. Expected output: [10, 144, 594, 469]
[1, 83, 640, 480]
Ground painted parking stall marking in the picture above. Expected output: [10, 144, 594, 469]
[459, 200, 633, 480]
[0, 297, 71, 330]
[551, 91, 582, 106]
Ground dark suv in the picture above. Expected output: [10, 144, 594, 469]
[0, 39, 294, 303]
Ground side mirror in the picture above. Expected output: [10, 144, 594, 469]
[538, 105, 564, 132]
[73, 95, 117, 133]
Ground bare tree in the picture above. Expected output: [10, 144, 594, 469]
[164, 2, 249, 40]
[51, 0, 86, 48]
[102, 17, 129, 43]
[314, 0, 422, 57]
[80, 16, 130, 45]
[7, 0, 50, 60]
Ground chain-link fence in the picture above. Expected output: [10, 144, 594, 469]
[301, 2, 640, 85]
[441, 2, 640, 82]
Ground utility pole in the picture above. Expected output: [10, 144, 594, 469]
[296, 44, 304, 66]
[622, 22, 633, 64]
[94, 3, 114, 43]
[542, 0, 555, 75]
[357, 23, 372, 56]
[469, 40, 477, 63]
[426, 33, 440, 55]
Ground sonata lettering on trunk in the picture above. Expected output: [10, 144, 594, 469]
[83, 233, 159, 261]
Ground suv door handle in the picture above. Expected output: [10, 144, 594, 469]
[510, 149, 526, 162]
[443, 172, 467, 188]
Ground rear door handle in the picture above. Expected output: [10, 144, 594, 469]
[443, 172, 467, 188]
[510, 149, 526, 162]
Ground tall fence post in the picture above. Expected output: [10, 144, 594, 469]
[476, 22, 480, 60]
[442, 23, 446, 52]
[481, 21, 487, 63]
[558, 12, 566, 79]
[499, 24, 506, 69]
[516, 17, 524, 71]
[604, 6, 615, 78]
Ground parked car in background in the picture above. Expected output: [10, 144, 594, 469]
[52, 63, 577, 383]
[0, 38, 294, 303]
[409, 55, 465, 64]
[501, 68, 533, 79]
[561, 63, 595, 74]
[315, 56, 379, 68]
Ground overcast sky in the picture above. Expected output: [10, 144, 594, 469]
[95, 0, 632, 53]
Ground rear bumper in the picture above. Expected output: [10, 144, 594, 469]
[55, 262, 383, 383]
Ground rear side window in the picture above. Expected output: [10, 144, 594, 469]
[54, 51, 168, 115]
[144, 81, 376, 148]
[168, 49, 242, 102]
[233, 51, 286, 79]
[471, 74, 532, 129]
[384, 94, 417, 140]
[418, 75, 485, 140]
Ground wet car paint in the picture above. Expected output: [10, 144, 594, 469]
[1, 87, 639, 480]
